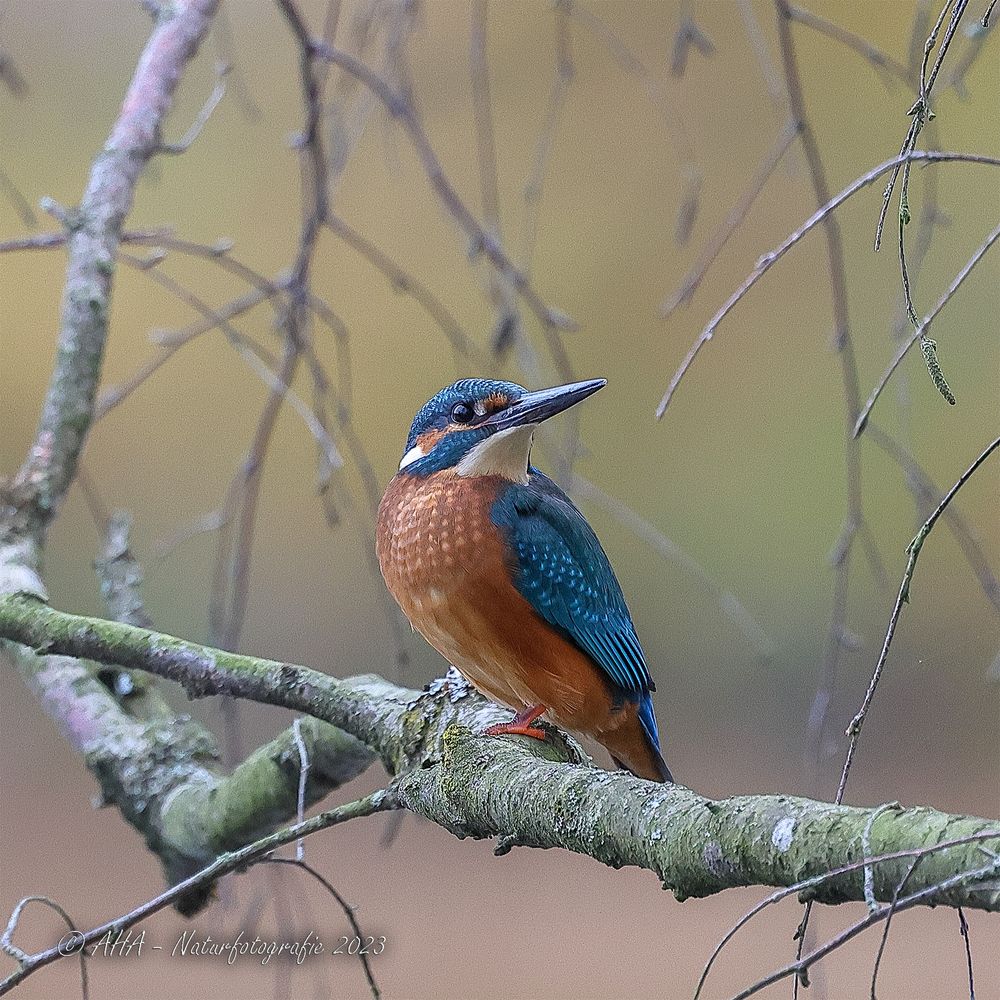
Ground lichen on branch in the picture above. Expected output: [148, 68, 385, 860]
[1, 592, 998, 914]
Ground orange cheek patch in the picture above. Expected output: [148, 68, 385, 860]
[416, 428, 446, 452]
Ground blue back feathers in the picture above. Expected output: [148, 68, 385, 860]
[491, 469, 662, 752]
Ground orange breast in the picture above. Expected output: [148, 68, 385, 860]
[376, 470, 619, 736]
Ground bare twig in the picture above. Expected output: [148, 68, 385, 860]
[733, 858, 1000, 1000]
[0, 790, 395, 997]
[521, 2, 573, 276]
[771, 2, 878, 819]
[736, 0, 784, 104]
[265, 858, 381, 1000]
[865, 424, 1000, 612]
[728, 853, 1000, 1000]
[947, 10, 996, 95]
[671, 11, 715, 77]
[855, 218, 1000, 435]
[0, 231, 67, 254]
[660, 119, 798, 317]
[0, 165, 36, 228]
[694, 829, 1000, 1000]
[874, 0, 969, 300]
[1, 896, 88, 1000]
[869, 855, 923, 999]
[567, 1, 695, 164]
[311, 37, 577, 333]
[958, 907, 976, 1000]
[836, 433, 1000, 802]
[95, 283, 274, 416]
[655, 150, 1000, 419]
[323, 212, 479, 359]
[159, 60, 228, 153]
[786, 5, 910, 82]
[209, 0, 329, 656]
[291, 717, 310, 861]
[211, 4, 260, 119]
[0, 48, 28, 97]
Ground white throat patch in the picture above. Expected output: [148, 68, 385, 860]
[398, 444, 426, 471]
[456, 424, 535, 484]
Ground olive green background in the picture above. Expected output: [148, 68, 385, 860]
[1, 1, 998, 997]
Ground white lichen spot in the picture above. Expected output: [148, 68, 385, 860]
[771, 816, 796, 852]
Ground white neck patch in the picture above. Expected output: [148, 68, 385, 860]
[398, 444, 426, 471]
[456, 425, 535, 484]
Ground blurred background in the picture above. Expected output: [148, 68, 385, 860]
[1, 1, 998, 997]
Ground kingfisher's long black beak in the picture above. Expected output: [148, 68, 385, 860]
[484, 378, 607, 432]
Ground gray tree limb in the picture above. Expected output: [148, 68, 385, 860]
[0, 0, 372, 920]
[1, 592, 998, 913]
[9, 0, 220, 553]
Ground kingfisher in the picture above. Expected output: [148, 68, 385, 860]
[376, 378, 673, 783]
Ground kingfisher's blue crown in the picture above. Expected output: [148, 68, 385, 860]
[397, 377, 606, 476]
[405, 379, 527, 451]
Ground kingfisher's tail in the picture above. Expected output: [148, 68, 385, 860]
[604, 693, 674, 783]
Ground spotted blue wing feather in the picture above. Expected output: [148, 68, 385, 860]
[491, 470, 656, 705]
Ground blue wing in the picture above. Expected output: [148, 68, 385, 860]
[491, 470, 656, 708]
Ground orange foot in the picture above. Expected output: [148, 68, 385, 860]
[483, 704, 548, 741]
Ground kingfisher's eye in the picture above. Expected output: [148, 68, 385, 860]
[450, 402, 474, 424]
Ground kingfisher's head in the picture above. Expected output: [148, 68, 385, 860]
[396, 377, 606, 482]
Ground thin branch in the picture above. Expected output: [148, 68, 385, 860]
[865, 424, 1000, 612]
[729, 853, 1000, 999]
[470, 0, 522, 359]
[655, 150, 1000, 419]
[0, 48, 28, 97]
[0, 231, 67, 254]
[736, 0, 784, 104]
[785, 5, 910, 82]
[874, 0, 968, 253]
[210, 3, 260, 119]
[567, 1, 695, 164]
[566, 473, 773, 658]
[0, 165, 36, 228]
[854, 218, 1000, 435]
[117, 254, 341, 468]
[660, 118, 799, 317]
[265, 859, 380, 1000]
[1, 896, 88, 1000]
[159, 60, 229, 154]
[323, 212, 479, 359]
[210, 0, 329, 656]
[772, 5, 887, 984]
[95, 283, 274, 417]
[694, 830, 1000, 1000]
[310, 38, 578, 333]
[835, 433, 1000, 802]
[0, 790, 394, 997]
[521, 2, 573, 276]
[670, 10, 715, 78]
[869, 855, 923, 999]
[946, 10, 996, 95]
[958, 907, 976, 1000]
[772, 1, 876, 816]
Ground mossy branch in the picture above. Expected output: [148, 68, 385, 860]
[2, 609, 372, 915]
[2, 591, 998, 914]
